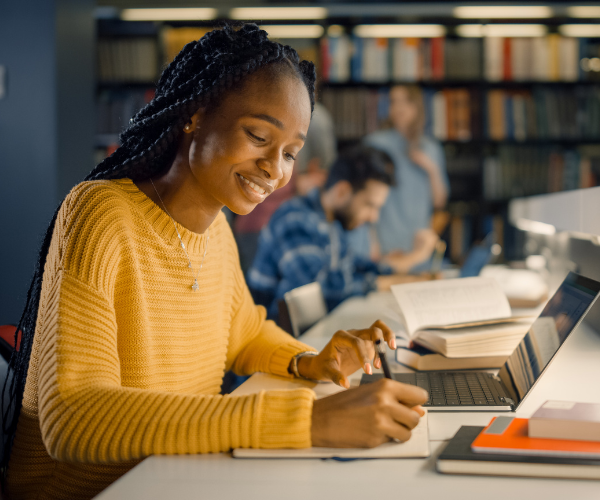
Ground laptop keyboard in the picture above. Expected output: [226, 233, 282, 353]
[397, 372, 498, 406]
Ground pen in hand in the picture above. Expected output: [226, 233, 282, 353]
[374, 339, 393, 380]
[375, 339, 425, 442]
[375, 339, 404, 444]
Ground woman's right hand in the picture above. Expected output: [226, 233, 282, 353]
[310, 378, 428, 448]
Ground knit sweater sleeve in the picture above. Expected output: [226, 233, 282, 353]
[35, 184, 315, 464]
[227, 269, 318, 378]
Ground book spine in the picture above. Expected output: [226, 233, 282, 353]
[431, 37, 445, 81]
[351, 36, 363, 82]
[502, 38, 512, 81]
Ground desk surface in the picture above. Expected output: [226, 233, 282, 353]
[95, 292, 600, 500]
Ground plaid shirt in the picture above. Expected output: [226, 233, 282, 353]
[247, 189, 393, 321]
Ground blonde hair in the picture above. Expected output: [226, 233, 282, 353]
[387, 84, 425, 146]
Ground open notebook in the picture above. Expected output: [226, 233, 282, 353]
[231, 373, 430, 459]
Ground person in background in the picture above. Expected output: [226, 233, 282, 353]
[248, 145, 424, 322]
[351, 84, 449, 272]
[293, 101, 337, 195]
[233, 102, 336, 273]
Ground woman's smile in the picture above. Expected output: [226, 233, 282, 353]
[236, 173, 273, 202]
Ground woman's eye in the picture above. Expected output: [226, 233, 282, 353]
[246, 130, 265, 143]
[284, 152, 296, 162]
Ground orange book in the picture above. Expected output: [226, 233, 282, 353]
[444, 89, 456, 140]
[502, 38, 512, 81]
[548, 34, 560, 81]
[431, 37, 445, 80]
[487, 90, 506, 141]
[471, 417, 600, 459]
[320, 37, 331, 81]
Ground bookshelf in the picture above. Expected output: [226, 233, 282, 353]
[317, 31, 600, 261]
[94, 17, 600, 262]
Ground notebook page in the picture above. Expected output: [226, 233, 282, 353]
[233, 411, 429, 459]
[391, 277, 512, 337]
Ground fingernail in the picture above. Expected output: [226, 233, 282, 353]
[390, 338, 397, 349]
[364, 362, 372, 375]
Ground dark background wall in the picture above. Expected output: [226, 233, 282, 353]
[0, 0, 95, 324]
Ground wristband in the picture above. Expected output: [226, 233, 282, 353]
[288, 351, 319, 379]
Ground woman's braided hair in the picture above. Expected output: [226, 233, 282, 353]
[1, 23, 316, 468]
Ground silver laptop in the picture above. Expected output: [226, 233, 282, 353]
[361, 272, 600, 411]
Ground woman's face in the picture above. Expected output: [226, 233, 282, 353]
[388, 86, 418, 134]
[187, 69, 311, 215]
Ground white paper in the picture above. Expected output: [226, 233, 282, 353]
[231, 373, 429, 459]
[233, 411, 429, 459]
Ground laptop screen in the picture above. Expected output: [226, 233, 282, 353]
[460, 233, 495, 278]
[498, 272, 600, 407]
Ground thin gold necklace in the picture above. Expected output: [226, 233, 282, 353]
[150, 178, 209, 292]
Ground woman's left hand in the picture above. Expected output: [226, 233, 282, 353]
[296, 320, 397, 388]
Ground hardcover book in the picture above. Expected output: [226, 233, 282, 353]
[529, 401, 600, 442]
[471, 417, 600, 459]
[390, 277, 533, 357]
[437, 426, 600, 480]
[395, 344, 508, 371]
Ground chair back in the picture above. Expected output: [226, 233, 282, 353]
[0, 326, 18, 468]
[283, 282, 327, 338]
[0, 325, 19, 363]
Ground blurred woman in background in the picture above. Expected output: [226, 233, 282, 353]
[353, 84, 449, 273]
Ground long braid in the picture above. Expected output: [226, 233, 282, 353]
[1, 23, 315, 470]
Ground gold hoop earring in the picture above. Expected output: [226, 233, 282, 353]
[184, 123, 192, 132]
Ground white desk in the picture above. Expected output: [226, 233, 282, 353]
[95, 292, 600, 500]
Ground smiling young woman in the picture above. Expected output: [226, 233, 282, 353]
[136, 64, 311, 233]
[2, 24, 426, 500]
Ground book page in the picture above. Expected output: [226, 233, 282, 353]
[391, 277, 512, 337]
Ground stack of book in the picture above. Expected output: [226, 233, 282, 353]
[438, 401, 600, 479]
[391, 277, 534, 371]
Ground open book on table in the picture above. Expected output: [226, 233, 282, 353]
[391, 277, 535, 358]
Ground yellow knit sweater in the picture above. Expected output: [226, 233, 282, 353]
[7, 179, 316, 500]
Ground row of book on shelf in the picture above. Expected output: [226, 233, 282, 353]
[97, 88, 155, 136]
[98, 37, 159, 82]
[97, 31, 600, 84]
[97, 27, 214, 83]
[483, 145, 600, 200]
[322, 35, 600, 83]
[320, 85, 600, 142]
